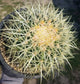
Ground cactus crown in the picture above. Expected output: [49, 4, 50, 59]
[0, 3, 76, 79]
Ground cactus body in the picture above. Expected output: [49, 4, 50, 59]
[0, 3, 76, 79]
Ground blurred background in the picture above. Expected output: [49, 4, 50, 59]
[0, 0, 80, 84]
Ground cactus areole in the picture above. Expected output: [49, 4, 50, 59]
[0, 3, 76, 79]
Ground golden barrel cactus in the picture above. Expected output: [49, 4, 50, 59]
[0, 3, 76, 79]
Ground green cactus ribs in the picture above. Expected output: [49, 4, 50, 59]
[0, 3, 76, 79]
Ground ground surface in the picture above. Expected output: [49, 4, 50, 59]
[0, 0, 80, 84]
